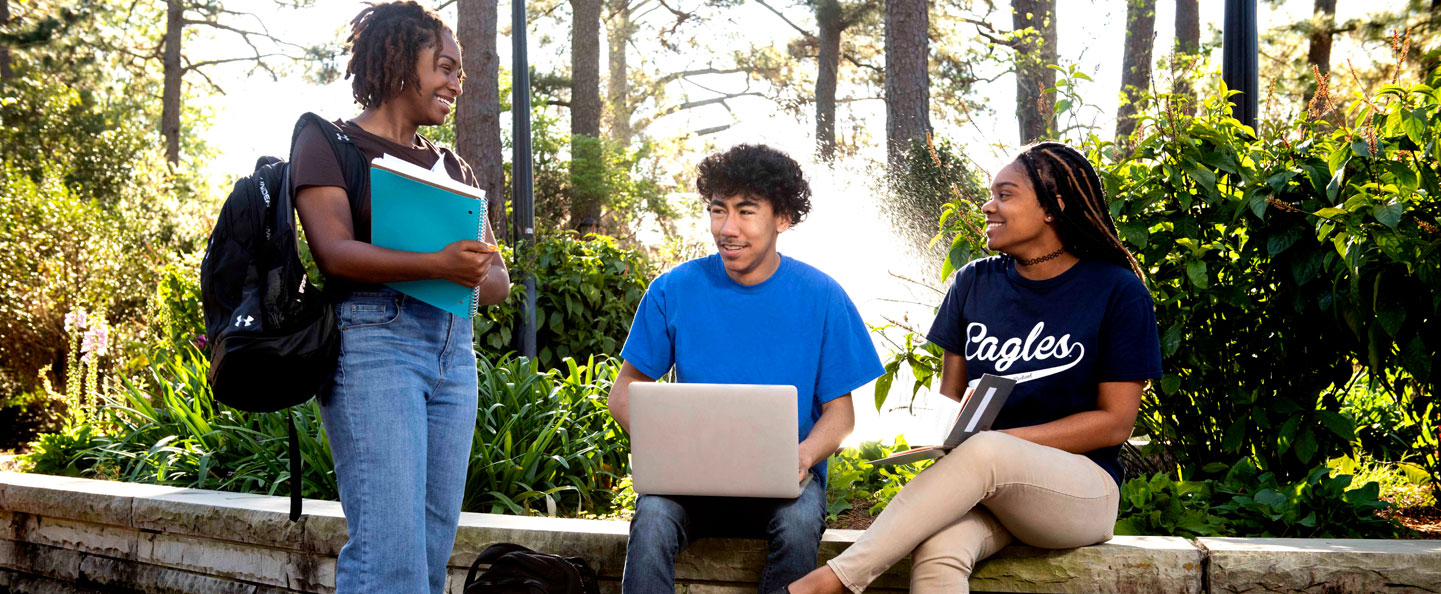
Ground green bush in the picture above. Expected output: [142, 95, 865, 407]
[86, 346, 339, 499]
[17, 420, 97, 477]
[0, 73, 214, 406]
[475, 232, 654, 370]
[24, 345, 632, 518]
[1107, 77, 1440, 484]
[466, 354, 629, 516]
[1117, 458, 1398, 538]
[824, 437, 928, 522]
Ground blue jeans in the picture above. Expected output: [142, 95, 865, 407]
[622, 473, 828, 594]
[320, 288, 478, 594]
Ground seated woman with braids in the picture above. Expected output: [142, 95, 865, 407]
[781, 142, 1164, 594]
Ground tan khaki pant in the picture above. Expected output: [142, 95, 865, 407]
[826, 431, 1120, 594]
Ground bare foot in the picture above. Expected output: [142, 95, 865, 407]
[786, 565, 848, 594]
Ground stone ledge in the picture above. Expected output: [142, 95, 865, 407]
[35, 471, 1441, 593]
[1199, 537, 1441, 594]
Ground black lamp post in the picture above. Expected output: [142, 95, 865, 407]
[511, 0, 537, 359]
[1222, 0, 1259, 130]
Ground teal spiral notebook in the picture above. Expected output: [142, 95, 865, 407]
[369, 155, 487, 318]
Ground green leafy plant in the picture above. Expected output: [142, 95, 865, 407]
[1115, 472, 1227, 538]
[1117, 458, 1399, 538]
[475, 232, 654, 370]
[86, 346, 339, 499]
[17, 419, 98, 477]
[465, 354, 629, 516]
[825, 437, 929, 523]
[1107, 70, 1440, 483]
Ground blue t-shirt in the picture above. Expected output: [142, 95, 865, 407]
[926, 256, 1163, 485]
[621, 254, 884, 481]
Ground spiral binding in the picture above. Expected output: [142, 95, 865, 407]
[469, 197, 487, 317]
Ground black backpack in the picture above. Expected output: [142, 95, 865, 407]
[199, 112, 367, 521]
[463, 543, 601, 594]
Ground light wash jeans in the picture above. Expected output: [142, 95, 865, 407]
[826, 431, 1120, 594]
[320, 288, 478, 594]
[622, 473, 828, 594]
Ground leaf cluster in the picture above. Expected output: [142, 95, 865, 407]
[1106, 71, 1441, 485]
[1116, 458, 1398, 538]
[466, 354, 629, 516]
[475, 232, 654, 371]
[823, 436, 928, 523]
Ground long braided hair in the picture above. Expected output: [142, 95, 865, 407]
[346, 1, 458, 109]
[1014, 142, 1145, 281]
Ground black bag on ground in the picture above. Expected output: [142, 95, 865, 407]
[463, 543, 601, 594]
[199, 112, 367, 521]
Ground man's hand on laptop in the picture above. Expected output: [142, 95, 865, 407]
[797, 445, 819, 484]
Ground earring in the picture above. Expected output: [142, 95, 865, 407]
[1045, 215, 1054, 222]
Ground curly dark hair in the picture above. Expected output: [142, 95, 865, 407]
[695, 144, 813, 225]
[346, 1, 459, 109]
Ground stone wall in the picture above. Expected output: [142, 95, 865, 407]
[2, 472, 1438, 593]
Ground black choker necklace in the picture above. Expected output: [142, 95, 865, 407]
[1017, 248, 1066, 266]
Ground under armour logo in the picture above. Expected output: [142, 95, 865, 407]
[235, 315, 254, 327]
[337, 133, 350, 142]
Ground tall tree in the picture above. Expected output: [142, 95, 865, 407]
[1116, 0, 1156, 142]
[753, 0, 882, 160]
[816, 0, 844, 162]
[1173, 0, 1200, 110]
[1304, 0, 1336, 106]
[456, 0, 505, 242]
[813, 0, 880, 162]
[1012, 0, 1056, 143]
[156, 1, 319, 165]
[570, 0, 604, 228]
[884, 0, 928, 170]
[162, 0, 183, 165]
[605, 0, 635, 145]
[1, 0, 12, 80]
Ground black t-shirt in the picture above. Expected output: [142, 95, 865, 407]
[925, 256, 1163, 485]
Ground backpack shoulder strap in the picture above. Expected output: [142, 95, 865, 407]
[290, 113, 369, 196]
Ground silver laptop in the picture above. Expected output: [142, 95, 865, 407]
[630, 383, 808, 498]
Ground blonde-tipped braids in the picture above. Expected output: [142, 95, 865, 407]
[1014, 142, 1145, 281]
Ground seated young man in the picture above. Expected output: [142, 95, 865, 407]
[606, 144, 884, 594]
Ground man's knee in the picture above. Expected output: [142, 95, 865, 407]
[768, 499, 826, 549]
[629, 495, 688, 552]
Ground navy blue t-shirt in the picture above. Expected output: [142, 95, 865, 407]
[621, 254, 884, 481]
[925, 256, 1162, 485]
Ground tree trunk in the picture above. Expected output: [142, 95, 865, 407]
[884, 0, 929, 172]
[457, 0, 506, 242]
[1116, 0, 1156, 142]
[815, 0, 843, 163]
[1012, 0, 1056, 144]
[569, 0, 604, 229]
[1173, 0, 1200, 110]
[1, 0, 12, 80]
[605, 0, 634, 145]
[1303, 0, 1336, 106]
[162, 0, 183, 165]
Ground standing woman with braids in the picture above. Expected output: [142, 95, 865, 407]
[291, 2, 509, 592]
[783, 142, 1161, 594]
